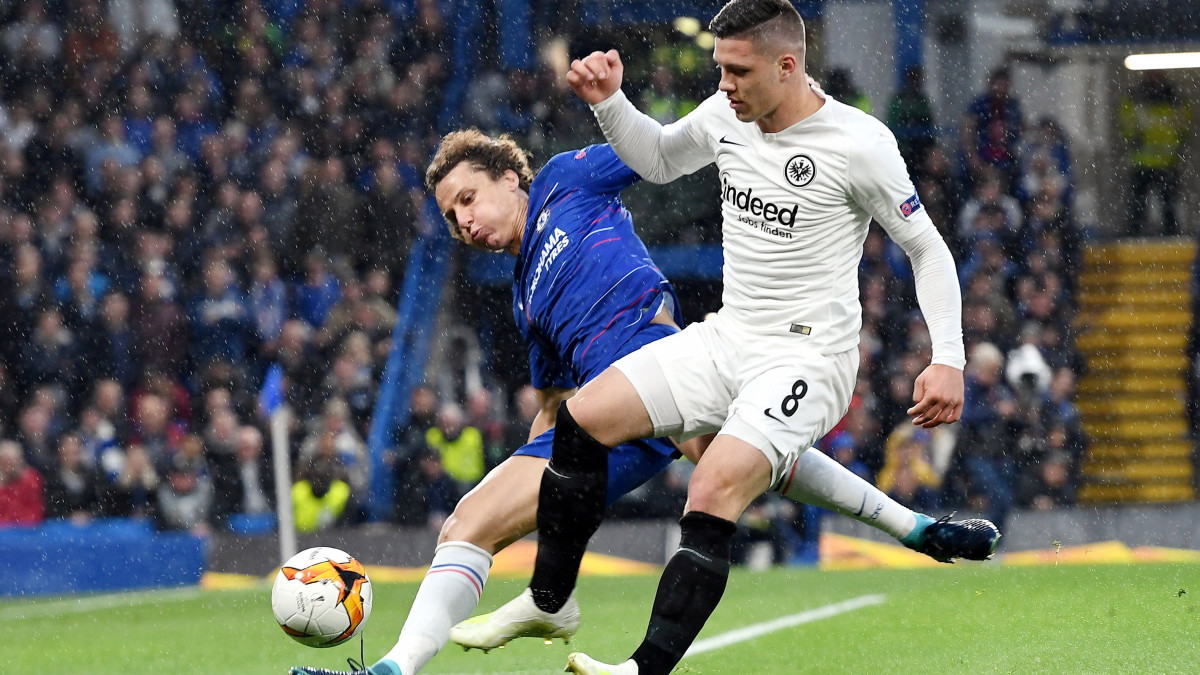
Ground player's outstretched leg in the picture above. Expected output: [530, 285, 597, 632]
[902, 514, 1001, 562]
[566, 652, 639, 675]
[776, 448, 1000, 561]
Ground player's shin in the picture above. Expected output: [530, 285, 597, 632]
[529, 402, 610, 613]
[381, 541, 492, 674]
[776, 447, 919, 540]
[629, 511, 737, 675]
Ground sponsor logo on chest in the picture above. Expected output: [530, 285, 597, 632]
[529, 227, 569, 296]
[720, 172, 800, 227]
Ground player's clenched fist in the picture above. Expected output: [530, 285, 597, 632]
[567, 49, 624, 105]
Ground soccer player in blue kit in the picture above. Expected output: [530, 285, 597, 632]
[290, 131, 693, 675]
[291, 128, 988, 675]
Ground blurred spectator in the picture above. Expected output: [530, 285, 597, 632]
[826, 432, 871, 482]
[0, 439, 44, 525]
[957, 168, 1023, 247]
[212, 424, 272, 526]
[319, 352, 376, 436]
[886, 65, 937, 174]
[1119, 70, 1192, 236]
[408, 449, 459, 530]
[299, 398, 368, 495]
[129, 392, 184, 465]
[295, 158, 361, 265]
[106, 443, 159, 519]
[75, 404, 122, 483]
[961, 67, 1023, 188]
[85, 113, 140, 194]
[424, 402, 485, 494]
[132, 270, 188, 377]
[641, 64, 696, 124]
[292, 250, 341, 330]
[953, 342, 1018, 528]
[315, 278, 396, 354]
[876, 425, 942, 511]
[465, 388, 506, 471]
[463, 69, 536, 135]
[16, 307, 81, 404]
[1018, 119, 1073, 207]
[189, 258, 250, 369]
[156, 433, 212, 533]
[0, 363, 19, 437]
[392, 383, 439, 524]
[43, 432, 102, 523]
[503, 384, 541, 455]
[247, 256, 289, 355]
[15, 402, 57, 475]
[1017, 450, 1076, 510]
[358, 155, 417, 276]
[293, 431, 352, 533]
[822, 67, 871, 114]
[86, 291, 143, 389]
[1, 1, 61, 65]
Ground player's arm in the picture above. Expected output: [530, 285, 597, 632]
[567, 49, 713, 184]
[849, 126, 965, 428]
[528, 386, 576, 442]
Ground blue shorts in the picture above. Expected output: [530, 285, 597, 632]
[513, 428, 679, 507]
[517, 321, 682, 505]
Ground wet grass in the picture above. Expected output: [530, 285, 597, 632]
[3, 562, 1198, 674]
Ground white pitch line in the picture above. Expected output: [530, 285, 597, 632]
[0, 587, 204, 621]
[684, 593, 887, 657]
[439, 594, 886, 673]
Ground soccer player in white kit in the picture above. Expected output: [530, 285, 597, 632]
[455, 2, 1000, 674]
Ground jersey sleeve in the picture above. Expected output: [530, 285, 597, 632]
[564, 143, 641, 195]
[528, 338, 574, 391]
[590, 89, 717, 184]
[848, 122, 966, 370]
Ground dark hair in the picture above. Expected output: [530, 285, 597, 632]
[710, 0, 804, 49]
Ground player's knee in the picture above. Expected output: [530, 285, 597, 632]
[686, 472, 756, 521]
[439, 500, 496, 552]
[561, 398, 611, 445]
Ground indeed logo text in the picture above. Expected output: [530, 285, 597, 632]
[720, 173, 799, 227]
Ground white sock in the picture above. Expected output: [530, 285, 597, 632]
[380, 541, 493, 674]
[776, 448, 917, 539]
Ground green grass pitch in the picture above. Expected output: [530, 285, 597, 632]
[3, 563, 1198, 673]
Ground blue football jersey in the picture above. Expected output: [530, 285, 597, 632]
[513, 144, 682, 390]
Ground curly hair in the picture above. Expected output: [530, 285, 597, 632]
[425, 129, 534, 194]
[425, 129, 535, 242]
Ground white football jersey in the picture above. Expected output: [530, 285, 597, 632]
[592, 89, 964, 368]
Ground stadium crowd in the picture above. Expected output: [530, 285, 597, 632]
[0, 0, 1093, 555]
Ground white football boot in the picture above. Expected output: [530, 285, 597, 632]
[564, 652, 639, 675]
[449, 587, 579, 651]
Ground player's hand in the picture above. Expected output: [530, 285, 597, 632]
[907, 364, 964, 428]
[567, 49, 624, 105]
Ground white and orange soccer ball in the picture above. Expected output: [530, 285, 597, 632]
[271, 547, 373, 648]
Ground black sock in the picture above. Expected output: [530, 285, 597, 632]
[631, 511, 737, 675]
[530, 402, 609, 613]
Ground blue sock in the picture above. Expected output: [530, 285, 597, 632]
[368, 659, 402, 675]
[900, 513, 936, 549]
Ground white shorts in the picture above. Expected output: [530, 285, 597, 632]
[612, 313, 858, 487]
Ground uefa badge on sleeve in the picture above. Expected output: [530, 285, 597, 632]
[899, 192, 922, 219]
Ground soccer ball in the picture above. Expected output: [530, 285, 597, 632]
[271, 547, 373, 648]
